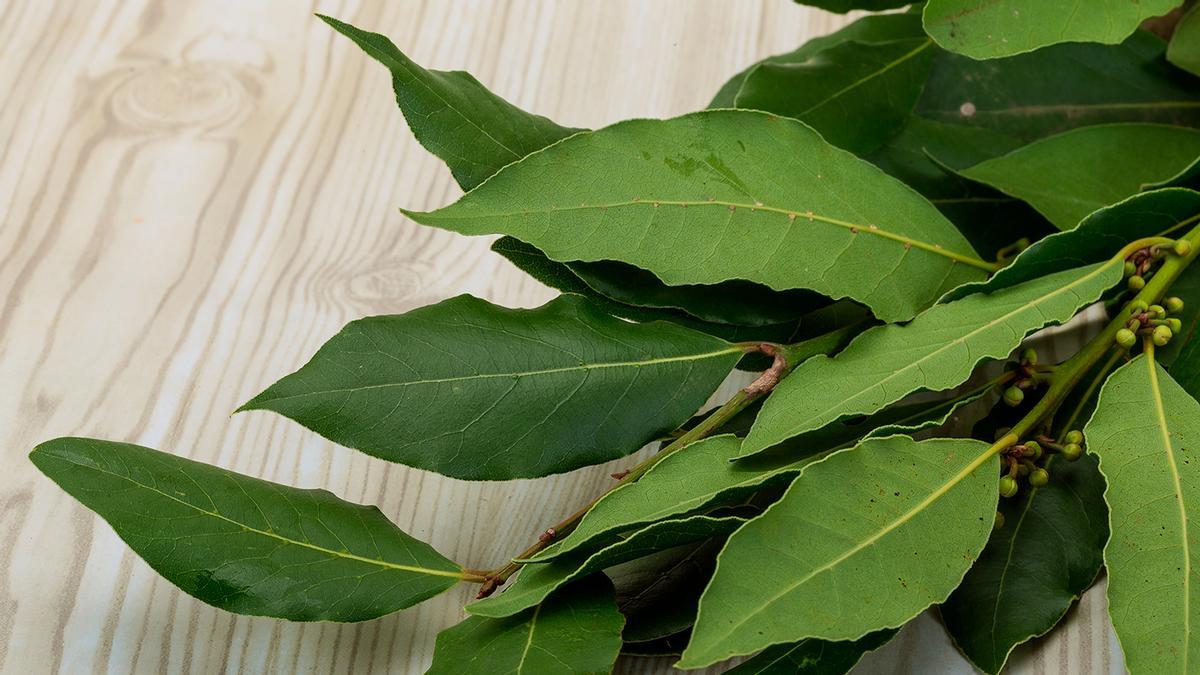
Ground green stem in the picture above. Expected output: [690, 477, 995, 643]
[474, 325, 859, 598]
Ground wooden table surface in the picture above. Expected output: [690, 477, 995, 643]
[0, 1, 1125, 672]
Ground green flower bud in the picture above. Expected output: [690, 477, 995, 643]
[1166, 297, 1185, 313]
[1176, 240, 1193, 257]
[1065, 430, 1083, 445]
[1149, 304, 1166, 318]
[1023, 441, 1042, 459]
[1123, 260, 1137, 277]
[1003, 386, 1025, 407]
[1128, 275, 1146, 291]
[1116, 328, 1137, 349]
[1017, 463, 1031, 477]
[999, 475, 1019, 498]
[994, 511, 1006, 530]
[1132, 300, 1149, 312]
[1168, 318, 1183, 333]
[1021, 347, 1038, 365]
[1062, 442, 1083, 461]
[1029, 468, 1050, 487]
[1153, 325, 1173, 347]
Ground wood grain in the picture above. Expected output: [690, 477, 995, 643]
[0, 0, 1122, 672]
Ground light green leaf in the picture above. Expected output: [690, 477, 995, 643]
[954, 124, 1200, 230]
[469, 515, 744, 619]
[679, 436, 999, 668]
[944, 188, 1200, 301]
[733, 38, 936, 154]
[404, 110, 991, 323]
[742, 262, 1124, 457]
[319, 15, 578, 191]
[711, 14, 925, 108]
[1169, 5, 1200, 77]
[723, 629, 897, 675]
[29, 437, 462, 621]
[922, 0, 1183, 60]
[240, 294, 742, 481]
[917, 32, 1200, 141]
[427, 575, 623, 675]
[1085, 353, 1200, 673]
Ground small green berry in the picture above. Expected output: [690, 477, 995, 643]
[1168, 318, 1183, 333]
[1021, 347, 1038, 365]
[1065, 430, 1083, 445]
[1003, 386, 1025, 407]
[1128, 275, 1146, 291]
[1176, 240, 1193, 257]
[1029, 468, 1050, 487]
[1132, 300, 1149, 312]
[999, 475, 1019, 498]
[1153, 325, 1173, 346]
[1149, 304, 1166, 318]
[1123, 260, 1137, 277]
[1116, 328, 1137, 349]
[994, 511, 1006, 530]
[1062, 443, 1083, 461]
[1166, 297, 1185, 313]
[1023, 441, 1042, 459]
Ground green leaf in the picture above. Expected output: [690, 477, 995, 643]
[404, 110, 992, 324]
[609, 539, 722, 642]
[922, 0, 1183, 60]
[1169, 4, 1200, 77]
[29, 437, 462, 621]
[723, 629, 897, 675]
[940, 453, 1108, 674]
[239, 294, 741, 481]
[1159, 265, 1200, 397]
[679, 436, 999, 668]
[742, 262, 1124, 458]
[1085, 353, 1200, 673]
[917, 31, 1200, 141]
[427, 575, 623, 675]
[944, 187, 1200, 301]
[733, 38, 936, 154]
[319, 15, 578, 191]
[792, 0, 912, 13]
[469, 515, 744, 619]
[954, 124, 1200, 230]
[711, 14, 926, 108]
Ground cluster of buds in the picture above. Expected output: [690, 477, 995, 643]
[995, 430, 1085, 517]
[1115, 297, 1184, 349]
[1125, 240, 1192, 290]
[1000, 348, 1051, 407]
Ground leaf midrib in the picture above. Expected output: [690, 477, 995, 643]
[410, 199, 995, 271]
[753, 258, 1116, 448]
[46, 451, 465, 580]
[1146, 353, 1192, 672]
[794, 39, 934, 117]
[245, 345, 742, 406]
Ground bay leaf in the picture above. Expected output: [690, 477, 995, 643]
[1168, 4, 1200, 77]
[723, 629, 897, 675]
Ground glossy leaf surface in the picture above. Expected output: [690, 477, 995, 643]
[240, 294, 741, 481]
[469, 515, 744, 619]
[742, 263, 1123, 457]
[680, 437, 998, 667]
[405, 110, 989, 323]
[427, 576, 623, 675]
[956, 124, 1200, 230]
[940, 454, 1108, 674]
[321, 15, 578, 190]
[30, 438, 462, 621]
[1086, 354, 1200, 673]
[734, 38, 936, 154]
[923, 0, 1182, 59]
[917, 32, 1200, 141]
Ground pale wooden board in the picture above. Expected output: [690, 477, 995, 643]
[0, 0, 1123, 672]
